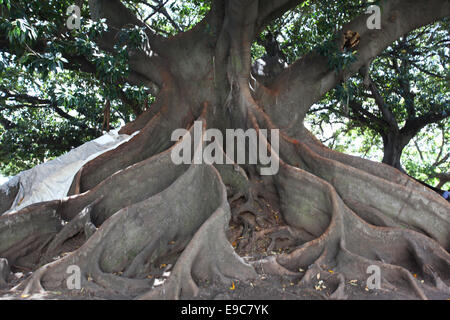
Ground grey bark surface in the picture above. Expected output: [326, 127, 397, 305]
[0, 0, 449, 300]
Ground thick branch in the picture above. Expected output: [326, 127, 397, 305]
[88, 0, 165, 87]
[391, 56, 416, 119]
[347, 100, 386, 130]
[256, 0, 305, 32]
[268, 0, 450, 135]
[359, 70, 399, 132]
[0, 89, 78, 121]
[401, 110, 449, 137]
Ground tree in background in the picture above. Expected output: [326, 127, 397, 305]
[308, 20, 449, 190]
[0, 0, 164, 175]
[0, 0, 449, 300]
[249, 1, 449, 191]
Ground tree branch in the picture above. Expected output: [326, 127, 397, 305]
[359, 70, 399, 131]
[391, 56, 416, 119]
[401, 108, 449, 137]
[0, 89, 97, 129]
[256, 0, 305, 33]
[0, 115, 16, 129]
[433, 172, 450, 189]
[413, 139, 426, 163]
[142, 0, 183, 33]
[267, 0, 450, 134]
[88, 0, 165, 86]
[347, 100, 385, 130]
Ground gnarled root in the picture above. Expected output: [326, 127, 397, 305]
[2, 101, 449, 301]
[257, 158, 450, 299]
[0, 202, 63, 269]
[138, 205, 257, 300]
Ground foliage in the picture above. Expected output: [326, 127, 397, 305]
[307, 19, 449, 189]
[0, 0, 159, 175]
[0, 0, 448, 191]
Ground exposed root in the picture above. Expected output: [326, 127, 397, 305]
[223, 113, 450, 299]
[0, 125, 197, 271]
[42, 198, 103, 262]
[1, 94, 449, 301]
[0, 177, 20, 215]
[138, 205, 257, 300]
[294, 136, 450, 249]
[252, 256, 298, 276]
[14, 118, 257, 299]
[0, 202, 63, 269]
[19, 163, 230, 296]
[260, 159, 450, 299]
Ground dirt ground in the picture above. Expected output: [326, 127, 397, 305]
[1, 272, 443, 300]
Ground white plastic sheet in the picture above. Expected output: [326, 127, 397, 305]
[2, 129, 137, 214]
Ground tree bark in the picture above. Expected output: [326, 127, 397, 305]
[381, 133, 408, 171]
[0, 0, 449, 300]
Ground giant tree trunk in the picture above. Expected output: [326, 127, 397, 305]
[0, 0, 449, 300]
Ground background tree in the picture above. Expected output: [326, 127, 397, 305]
[0, 0, 162, 175]
[0, 0, 449, 300]
[249, 1, 449, 191]
[307, 20, 449, 190]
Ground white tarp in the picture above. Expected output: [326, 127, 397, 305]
[1, 129, 137, 214]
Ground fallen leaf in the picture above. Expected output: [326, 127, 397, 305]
[315, 280, 326, 291]
[229, 281, 236, 290]
[348, 280, 358, 286]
